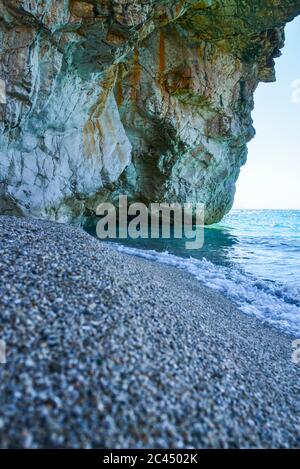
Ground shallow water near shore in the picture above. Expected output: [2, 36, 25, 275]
[85, 210, 300, 337]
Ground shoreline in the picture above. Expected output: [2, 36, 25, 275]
[0, 216, 299, 448]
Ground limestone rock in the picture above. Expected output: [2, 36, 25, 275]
[0, 1, 300, 223]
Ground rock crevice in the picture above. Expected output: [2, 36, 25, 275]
[0, 1, 300, 223]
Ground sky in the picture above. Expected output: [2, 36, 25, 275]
[234, 16, 300, 209]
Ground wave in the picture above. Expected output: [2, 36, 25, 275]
[111, 243, 300, 337]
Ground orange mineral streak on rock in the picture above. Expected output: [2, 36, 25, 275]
[175, 1, 185, 17]
[83, 120, 96, 159]
[115, 66, 124, 108]
[131, 48, 141, 101]
[116, 79, 123, 107]
[105, 31, 127, 46]
[70, 0, 94, 19]
[156, 30, 171, 119]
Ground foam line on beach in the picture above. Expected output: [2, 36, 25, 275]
[112, 244, 300, 337]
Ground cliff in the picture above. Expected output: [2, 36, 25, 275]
[1, 1, 300, 224]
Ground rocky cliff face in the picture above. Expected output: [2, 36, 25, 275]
[1, 1, 300, 224]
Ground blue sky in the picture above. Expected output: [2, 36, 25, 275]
[234, 16, 300, 209]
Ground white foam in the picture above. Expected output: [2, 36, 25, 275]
[111, 244, 300, 337]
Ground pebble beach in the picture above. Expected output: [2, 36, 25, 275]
[0, 216, 299, 448]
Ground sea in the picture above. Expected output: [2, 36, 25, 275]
[86, 210, 300, 337]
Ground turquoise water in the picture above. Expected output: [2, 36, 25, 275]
[87, 210, 300, 336]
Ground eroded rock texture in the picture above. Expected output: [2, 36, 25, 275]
[0, 1, 300, 223]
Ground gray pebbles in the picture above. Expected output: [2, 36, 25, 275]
[0, 216, 300, 448]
